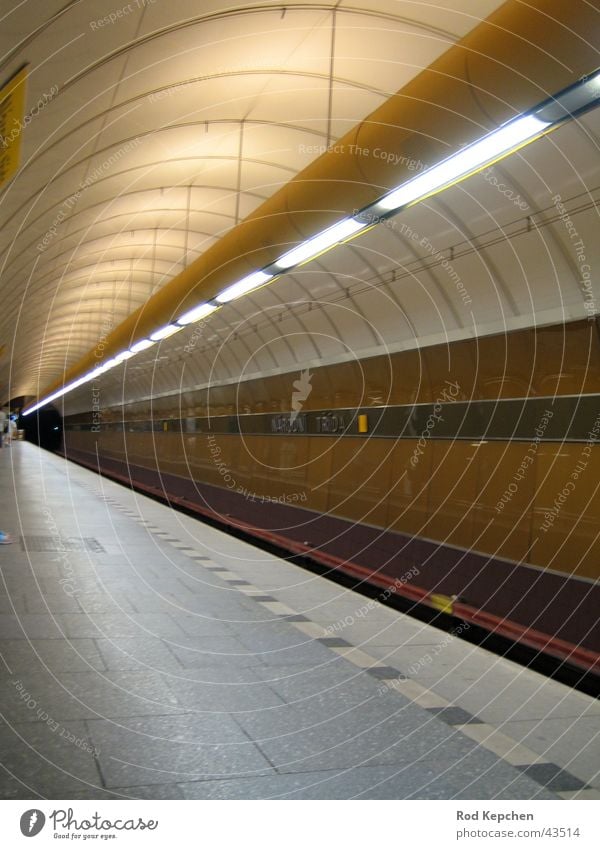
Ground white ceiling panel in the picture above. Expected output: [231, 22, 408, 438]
[9, 0, 595, 407]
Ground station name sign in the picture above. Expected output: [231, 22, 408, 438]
[271, 414, 307, 433]
[269, 412, 348, 434]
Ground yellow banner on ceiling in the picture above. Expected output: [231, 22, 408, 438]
[0, 65, 28, 190]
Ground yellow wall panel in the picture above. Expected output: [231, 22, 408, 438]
[530, 445, 600, 579]
[470, 441, 535, 562]
[533, 322, 600, 397]
[305, 436, 335, 514]
[326, 438, 393, 527]
[389, 349, 428, 405]
[475, 330, 537, 399]
[424, 340, 476, 403]
[385, 439, 432, 537]
[423, 440, 478, 549]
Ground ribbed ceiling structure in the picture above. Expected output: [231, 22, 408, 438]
[0, 0, 509, 402]
[1, 1, 599, 415]
[69, 101, 600, 419]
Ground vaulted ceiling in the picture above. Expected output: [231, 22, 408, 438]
[1, 0, 598, 411]
[0, 0, 509, 401]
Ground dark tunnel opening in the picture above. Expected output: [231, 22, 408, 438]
[19, 406, 63, 452]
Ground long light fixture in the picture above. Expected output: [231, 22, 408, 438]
[275, 217, 369, 270]
[129, 338, 155, 353]
[150, 323, 182, 341]
[176, 302, 218, 325]
[22, 69, 600, 417]
[24, 373, 95, 415]
[377, 113, 550, 212]
[216, 270, 274, 304]
[98, 357, 120, 371]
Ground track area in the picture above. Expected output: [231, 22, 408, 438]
[61, 436, 600, 688]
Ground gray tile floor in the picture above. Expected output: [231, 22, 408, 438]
[0, 443, 597, 799]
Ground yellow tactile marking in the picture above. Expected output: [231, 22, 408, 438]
[214, 570, 242, 580]
[557, 789, 600, 800]
[261, 600, 296, 616]
[456, 723, 548, 767]
[386, 678, 449, 708]
[332, 646, 387, 668]
[294, 621, 329, 639]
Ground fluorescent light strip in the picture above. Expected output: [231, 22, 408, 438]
[378, 113, 550, 212]
[150, 323, 181, 341]
[177, 302, 218, 325]
[24, 375, 89, 414]
[99, 357, 120, 370]
[275, 217, 368, 270]
[22, 351, 133, 415]
[129, 338, 155, 353]
[216, 270, 273, 304]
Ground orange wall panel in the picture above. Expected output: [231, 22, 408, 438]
[325, 438, 393, 527]
[475, 329, 537, 399]
[470, 440, 536, 563]
[422, 440, 478, 549]
[305, 436, 335, 514]
[385, 439, 432, 537]
[532, 322, 600, 397]
[531, 445, 600, 580]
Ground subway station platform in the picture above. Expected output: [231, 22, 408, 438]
[0, 442, 598, 800]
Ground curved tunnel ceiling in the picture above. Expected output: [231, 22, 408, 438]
[1, 0, 599, 410]
[0, 0, 509, 401]
[68, 102, 600, 418]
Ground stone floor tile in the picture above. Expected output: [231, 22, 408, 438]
[85, 713, 274, 788]
[0, 638, 105, 674]
[0, 718, 102, 797]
